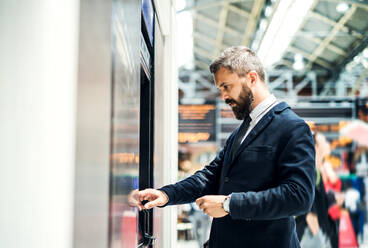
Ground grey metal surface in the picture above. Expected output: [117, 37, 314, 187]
[73, 0, 112, 247]
[153, 17, 166, 248]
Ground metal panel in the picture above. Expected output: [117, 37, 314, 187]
[198, 6, 222, 21]
[226, 10, 248, 32]
[222, 31, 243, 46]
[74, 0, 112, 247]
[153, 18, 165, 248]
[345, 7, 368, 32]
[314, 1, 343, 22]
[231, 1, 254, 13]
[292, 36, 319, 53]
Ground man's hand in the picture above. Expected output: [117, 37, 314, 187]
[306, 212, 319, 236]
[335, 192, 345, 206]
[196, 195, 229, 218]
[138, 189, 169, 210]
[127, 189, 145, 211]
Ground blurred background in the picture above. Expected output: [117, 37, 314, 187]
[0, 0, 368, 248]
[175, 0, 368, 247]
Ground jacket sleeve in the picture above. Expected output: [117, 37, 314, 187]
[229, 122, 316, 220]
[159, 135, 233, 206]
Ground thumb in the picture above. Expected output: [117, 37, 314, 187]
[144, 198, 163, 209]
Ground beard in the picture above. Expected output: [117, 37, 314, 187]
[225, 84, 254, 120]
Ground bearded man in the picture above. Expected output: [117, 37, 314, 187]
[137, 46, 315, 248]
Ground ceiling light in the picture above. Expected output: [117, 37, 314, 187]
[265, 6, 273, 17]
[176, 1, 194, 69]
[257, 0, 314, 68]
[175, 0, 186, 12]
[363, 48, 368, 58]
[293, 53, 305, 71]
[336, 2, 350, 13]
[354, 55, 360, 63]
[362, 60, 368, 69]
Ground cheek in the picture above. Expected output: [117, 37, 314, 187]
[231, 87, 242, 99]
[232, 94, 241, 104]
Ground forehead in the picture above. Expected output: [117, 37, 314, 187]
[213, 67, 240, 86]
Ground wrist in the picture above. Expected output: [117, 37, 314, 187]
[158, 190, 169, 206]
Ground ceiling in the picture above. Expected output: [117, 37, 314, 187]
[181, 0, 368, 74]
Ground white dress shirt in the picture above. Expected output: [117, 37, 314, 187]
[240, 94, 278, 144]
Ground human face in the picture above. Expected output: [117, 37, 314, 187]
[315, 133, 331, 159]
[214, 67, 254, 120]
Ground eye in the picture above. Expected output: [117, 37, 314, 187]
[223, 85, 228, 90]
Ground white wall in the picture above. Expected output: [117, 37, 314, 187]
[0, 1, 79, 247]
[153, 1, 178, 248]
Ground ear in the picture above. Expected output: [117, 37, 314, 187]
[247, 71, 258, 84]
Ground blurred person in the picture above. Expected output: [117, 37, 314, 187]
[314, 133, 341, 193]
[187, 202, 211, 247]
[137, 46, 315, 248]
[178, 152, 211, 247]
[178, 151, 193, 177]
[344, 180, 362, 242]
[314, 133, 344, 222]
[296, 132, 339, 248]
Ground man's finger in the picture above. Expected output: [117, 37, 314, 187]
[138, 190, 147, 201]
[196, 197, 204, 206]
[144, 198, 162, 209]
[199, 201, 207, 210]
[138, 189, 154, 201]
[137, 202, 144, 211]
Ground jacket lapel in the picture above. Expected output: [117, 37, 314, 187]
[232, 113, 274, 162]
[223, 124, 241, 165]
[224, 110, 275, 176]
[222, 101, 290, 177]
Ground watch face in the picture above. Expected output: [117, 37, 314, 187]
[223, 197, 230, 212]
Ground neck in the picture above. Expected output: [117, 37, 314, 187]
[250, 87, 271, 111]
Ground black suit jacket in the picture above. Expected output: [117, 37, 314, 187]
[160, 102, 315, 248]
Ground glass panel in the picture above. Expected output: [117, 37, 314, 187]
[109, 0, 141, 247]
[142, 0, 154, 45]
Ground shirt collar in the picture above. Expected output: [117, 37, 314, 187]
[249, 94, 277, 121]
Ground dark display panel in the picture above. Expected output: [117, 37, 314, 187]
[292, 107, 353, 118]
[179, 103, 217, 143]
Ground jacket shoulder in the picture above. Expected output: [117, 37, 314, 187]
[273, 102, 307, 127]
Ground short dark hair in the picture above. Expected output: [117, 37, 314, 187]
[209, 46, 266, 82]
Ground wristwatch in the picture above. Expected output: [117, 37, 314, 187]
[222, 195, 231, 213]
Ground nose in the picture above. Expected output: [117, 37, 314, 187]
[220, 90, 228, 101]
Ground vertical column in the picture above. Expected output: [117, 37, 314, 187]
[0, 1, 79, 247]
[153, 1, 178, 247]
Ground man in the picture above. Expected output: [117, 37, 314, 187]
[138, 46, 315, 247]
[296, 132, 339, 248]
